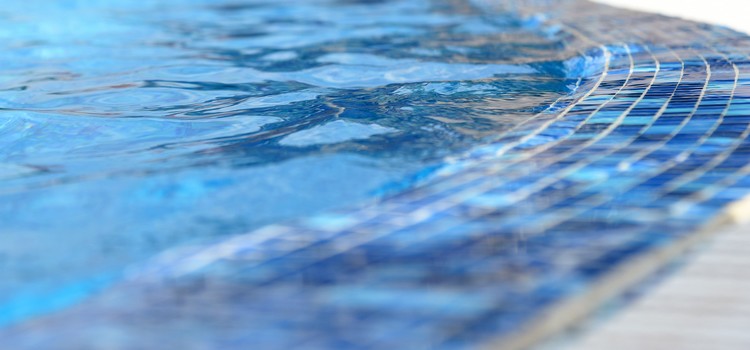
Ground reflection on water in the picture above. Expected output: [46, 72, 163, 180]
[0, 0, 574, 325]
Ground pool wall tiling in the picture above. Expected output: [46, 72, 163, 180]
[3, 0, 750, 349]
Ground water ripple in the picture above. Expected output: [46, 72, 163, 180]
[0, 0, 576, 327]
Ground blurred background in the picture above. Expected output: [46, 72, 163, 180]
[597, 0, 750, 33]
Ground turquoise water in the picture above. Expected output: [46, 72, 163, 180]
[0, 0, 573, 326]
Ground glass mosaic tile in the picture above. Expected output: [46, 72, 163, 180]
[2, 0, 750, 349]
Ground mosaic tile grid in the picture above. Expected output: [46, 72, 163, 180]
[4, 0, 750, 349]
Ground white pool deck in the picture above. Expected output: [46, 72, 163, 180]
[595, 0, 750, 35]
[565, 223, 750, 350]
[558, 2, 750, 349]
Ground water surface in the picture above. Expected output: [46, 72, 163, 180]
[0, 0, 574, 325]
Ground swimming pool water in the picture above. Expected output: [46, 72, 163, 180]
[5, 0, 750, 349]
[0, 0, 571, 331]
